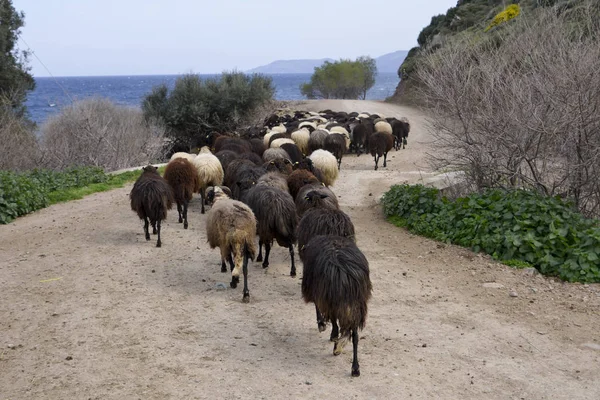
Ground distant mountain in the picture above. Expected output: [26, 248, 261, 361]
[246, 58, 334, 74]
[247, 51, 408, 74]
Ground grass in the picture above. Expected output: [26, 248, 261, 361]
[47, 166, 166, 205]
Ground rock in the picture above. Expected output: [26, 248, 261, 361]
[530, 288, 538, 293]
[509, 291, 518, 298]
[7, 344, 16, 349]
[582, 343, 600, 351]
[482, 282, 504, 289]
[523, 267, 539, 276]
[215, 283, 227, 291]
[65, 356, 73, 361]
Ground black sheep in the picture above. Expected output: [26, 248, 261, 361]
[301, 235, 372, 377]
[280, 143, 304, 164]
[324, 133, 347, 170]
[368, 132, 394, 171]
[129, 166, 174, 247]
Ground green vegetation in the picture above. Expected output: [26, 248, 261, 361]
[0, 166, 166, 224]
[485, 4, 521, 31]
[382, 185, 600, 283]
[300, 57, 378, 100]
[142, 71, 275, 151]
[0, 0, 35, 117]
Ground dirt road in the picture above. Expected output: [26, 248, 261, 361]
[1, 100, 599, 399]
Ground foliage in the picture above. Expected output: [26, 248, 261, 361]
[485, 4, 521, 31]
[142, 71, 275, 151]
[300, 56, 378, 100]
[0, 166, 166, 224]
[0, 0, 35, 117]
[0, 94, 40, 171]
[39, 97, 166, 171]
[382, 185, 600, 283]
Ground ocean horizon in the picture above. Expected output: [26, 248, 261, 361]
[25, 73, 400, 125]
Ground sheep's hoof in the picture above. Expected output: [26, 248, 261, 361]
[262, 262, 269, 269]
[221, 265, 227, 273]
[156, 242, 161, 248]
[318, 323, 326, 333]
[183, 222, 188, 229]
[145, 235, 151, 241]
[242, 294, 250, 303]
[290, 271, 296, 277]
[178, 218, 183, 223]
[351, 367, 360, 377]
[256, 255, 263, 262]
[230, 276, 239, 288]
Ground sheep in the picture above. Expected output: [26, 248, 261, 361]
[214, 150, 239, 172]
[234, 166, 267, 202]
[205, 186, 257, 303]
[192, 153, 225, 213]
[374, 120, 393, 135]
[245, 185, 298, 276]
[268, 133, 291, 147]
[270, 138, 296, 148]
[390, 119, 410, 151]
[291, 128, 310, 155]
[249, 138, 267, 157]
[329, 126, 351, 149]
[300, 235, 372, 377]
[280, 143, 304, 164]
[263, 158, 293, 176]
[129, 165, 174, 247]
[262, 148, 291, 163]
[308, 149, 339, 187]
[170, 152, 196, 162]
[238, 151, 264, 166]
[297, 207, 356, 258]
[287, 169, 320, 200]
[263, 131, 276, 147]
[295, 184, 339, 218]
[324, 133, 347, 170]
[299, 121, 317, 131]
[351, 123, 367, 156]
[224, 159, 256, 189]
[257, 172, 289, 193]
[164, 157, 201, 229]
[293, 157, 326, 184]
[368, 132, 394, 171]
[198, 146, 212, 154]
[270, 124, 287, 134]
[307, 129, 329, 154]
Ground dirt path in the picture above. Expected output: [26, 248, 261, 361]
[1, 100, 599, 400]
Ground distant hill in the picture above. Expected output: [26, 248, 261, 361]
[247, 51, 408, 74]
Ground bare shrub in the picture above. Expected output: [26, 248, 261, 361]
[40, 98, 167, 171]
[417, 1, 600, 216]
[0, 94, 41, 171]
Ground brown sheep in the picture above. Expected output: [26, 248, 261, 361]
[164, 157, 201, 229]
[287, 169, 320, 200]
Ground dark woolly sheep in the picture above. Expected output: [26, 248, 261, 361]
[308, 130, 329, 154]
[263, 158, 293, 176]
[297, 207, 355, 258]
[249, 138, 267, 157]
[219, 142, 250, 155]
[164, 158, 200, 229]
[238, 151, 264, 166]
[324, 133, 347, 170]
[280, 143, 304, 164]
[215, 136, 252, 154]
[264, 113, 279, 128]
[287, 169, 320, 200]
[295, 184, 339, 218]
[232, 166, 267, 201]
[300, 235, 372, 377]
[293, 157, 326, 184]
[245, 185, 298, 276]
[129, 166, 174, 247]
[206, 186, 257, 303]
[368, 132, 394, 171]
[257, 172, 289, 193]
[351, 123, 367, 156]
[215, 150, 239, 172]
[224, 159, 256, 189]
[262, 148, 291, 163]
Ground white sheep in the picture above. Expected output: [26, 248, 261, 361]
[206, 186, 257, 303]
[191, 153, 224, 214]
[374, 121, 393, 135]
[170, 152, 196, 162]
[308, 149, 339, 187]
[291, 128, 310, 155]
[270, 138, 296, 148]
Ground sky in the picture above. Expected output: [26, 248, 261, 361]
[13, 0, 457, 77]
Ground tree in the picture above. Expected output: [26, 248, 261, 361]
[0, 0, 35, 117]
[300, 57, 377, 100]
[142, 71, 275, 150]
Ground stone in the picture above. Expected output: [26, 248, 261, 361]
[482, 282, 504, 289]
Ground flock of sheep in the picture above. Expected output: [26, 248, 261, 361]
[128, 109, 410, 377]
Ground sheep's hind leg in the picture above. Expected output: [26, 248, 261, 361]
[288, 244, 296, 277]
[152, 221, 157, 234]
[200, 188, 206, 214]
[315, 306, 326, 332]
[383, 152, 388, 168]
[374, 154, 379, 171]
[182, 199, 189, 229]
[228, 253, 238, 288]
[262, 242, 271, 269]
[156, 219, 162, 247]
[330, 319, 339, 342]
[256, 240, 263, 262]
[241, 251, 250, 303]
[351, 329, 360, 377]
[143, 217, 150, 241]
[177, 202, 183, 223]
[221, 259, 227, 273]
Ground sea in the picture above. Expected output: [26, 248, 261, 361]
[25, 73, 399, 125]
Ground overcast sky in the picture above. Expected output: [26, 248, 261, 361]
[13, 0, 457, 77]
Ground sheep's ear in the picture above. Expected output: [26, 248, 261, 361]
[220, 186, 232, 198]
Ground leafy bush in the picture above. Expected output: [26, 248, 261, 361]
[142, 71, 275, 151]
[0, 166, 130, 224]
[485, 4, 521, 32]
[382, 185, 600, 283]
